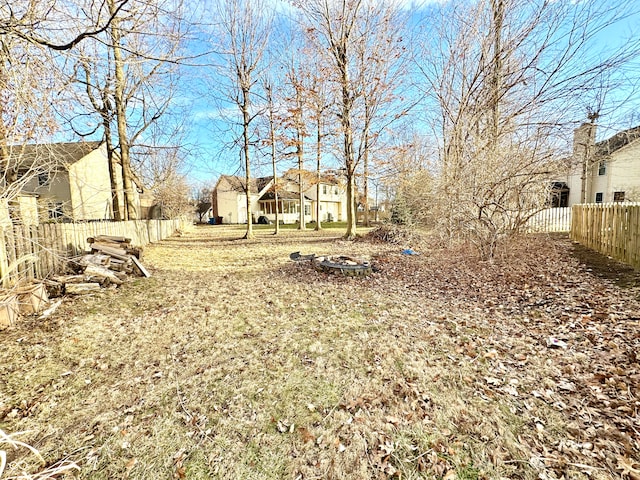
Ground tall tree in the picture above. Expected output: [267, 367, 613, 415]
[281, 53, 310, 230]
[71, 0, 184, 220]
[263, 80, 281, 234]
[294, 0, 407, 239]
[210, 0, 273, 239]
[307, 68, 332, 230]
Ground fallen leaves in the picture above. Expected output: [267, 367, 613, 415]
[2, 229, 639, 479]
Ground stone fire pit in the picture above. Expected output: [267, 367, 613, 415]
[290, 251, 372, 276]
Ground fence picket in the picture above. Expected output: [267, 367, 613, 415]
[525, 207, 572, 233]
[571, 203, 640, 269]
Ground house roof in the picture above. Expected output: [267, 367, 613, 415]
[5, 141, 103, 167]
[217, 175, 273, 194]
[259, 190, 312, 201]
[595, 125, 640, 157]
[282, 169, 342, 185]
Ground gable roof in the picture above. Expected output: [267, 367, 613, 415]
[217, 175, 273, 194]
[282, 169, 342, 185]
[5, 141, 103, 168]
[595, 125, 640, 157]
[259, 189, 312, 201]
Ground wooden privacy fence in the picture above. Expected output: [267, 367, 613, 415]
[526, 207, 572, 233]
[0, 218, 187, 287]
[571, 203, 640, 269]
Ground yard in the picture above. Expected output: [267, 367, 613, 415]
[1, 225, 639, 479]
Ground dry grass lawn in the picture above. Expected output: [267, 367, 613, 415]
[1, 225, 639, 479]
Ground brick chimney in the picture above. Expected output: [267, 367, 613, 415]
[575, 113, 598, 203]
[572, 121, 596, 160]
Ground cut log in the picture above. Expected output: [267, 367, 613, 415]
[53, 275, 86, 284]
[109, 261, 132, 273]
[76, 254, 111, 267]
[90, 243, 130, 261]
[113, 271, 128, 282]
[131, 256, 151, 278]
[65, 283, 101, 295]
[87, 235, 132, 245]
[83, 264, 124, 285]
[126, 246, 143, 260]
[0, 294, 20, 329]
[41, 279, 64, 298]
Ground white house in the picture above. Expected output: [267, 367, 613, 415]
[211, 175, 274, 224]
[211, 171, 347, 224]
[1, 142, 141, 223]
[557, 122, 640, 206]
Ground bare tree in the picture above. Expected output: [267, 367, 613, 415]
[294, 0, 407, 239]
[280, 51, 311, 230]
[70, 0, 184, 220]
[263, 80, 281, 234]
[143, 146, 193, 218]
[209, 0, 273, 239]
[307, 68, 332, 231]
[194, 186, 212, 223]
[1, 0, 130, 51]
[0, 9, 65, 216]
[416, 0, 640, 259]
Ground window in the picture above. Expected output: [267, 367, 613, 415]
[598, 161, 606, 176]
[304, 204, 311, 215]
[614, 191, 625, 202]
[595, 192, 603, 203]
[323, 185, 327, 195]
[49, 202, 63, 219]
[334, 187, 338, 195]
[38, 172, 50, 187]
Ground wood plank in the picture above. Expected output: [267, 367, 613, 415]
[84, 264, 124, 285]
[91, 235, 132, 244]
[131, 256, 151, 278]
[90, 243, 130, 261]
[65, 283, 101, 295]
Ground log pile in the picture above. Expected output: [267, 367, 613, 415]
[1, 236, 151, 330]
[48, 235, 151, 296]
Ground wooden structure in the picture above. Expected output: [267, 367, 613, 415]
[0, 218, 186, 287]
[571, 203, 640, 269]
[526, 207, 572, 233]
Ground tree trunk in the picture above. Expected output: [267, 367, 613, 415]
[267, 84, 280, 234]
[109, 0, 137, 220]
[242, 85, 253, 239]
[339, 45, 357, 239]
[363, 147, 369, 227]
[104, 123, 122, 220]
[315, 120, 322, 231]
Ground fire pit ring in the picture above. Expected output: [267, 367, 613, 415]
[312, 255, 372, 276]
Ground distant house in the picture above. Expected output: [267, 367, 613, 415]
[557, 122, 640, 206]
[211, 175, 274, 224]
[1, 141, 140, 222]
[211, 171, 347, 224]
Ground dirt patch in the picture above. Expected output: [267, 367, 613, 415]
[569, 238, 640, 289]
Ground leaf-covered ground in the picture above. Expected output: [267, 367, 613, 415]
[1, 226, 639, 479]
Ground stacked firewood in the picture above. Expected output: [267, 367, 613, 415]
[46, 235, 150, 296]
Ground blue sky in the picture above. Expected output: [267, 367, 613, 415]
[158, 0, 640, 188]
